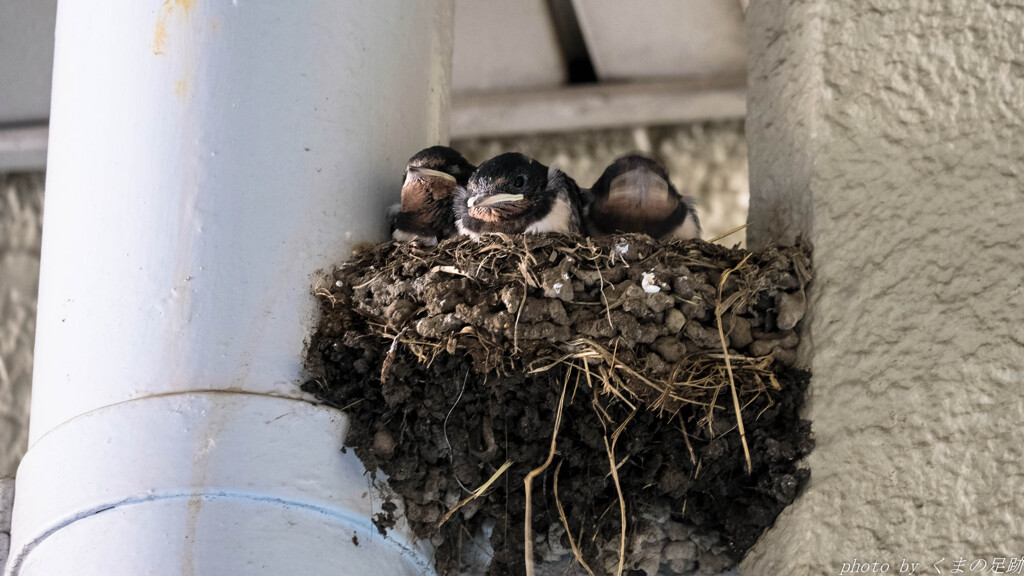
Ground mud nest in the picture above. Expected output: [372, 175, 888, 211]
[304, 233, 813, 576]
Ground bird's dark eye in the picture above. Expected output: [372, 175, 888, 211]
[513, 175, 527, 188]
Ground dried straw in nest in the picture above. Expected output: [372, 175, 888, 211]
[317, 233, 809, 445]
[306, 232, 813, 575]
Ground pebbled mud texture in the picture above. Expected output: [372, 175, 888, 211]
[303, 234, 814, 575]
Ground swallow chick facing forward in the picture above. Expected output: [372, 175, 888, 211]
[454, 152, 583, 238]
[587, 154, 701, 240]
[390, 146, 476, 246]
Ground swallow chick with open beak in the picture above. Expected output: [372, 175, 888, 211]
[454, 152, 583, 238]
[587, 154, 701, 240]
[389, 146, 476, 246]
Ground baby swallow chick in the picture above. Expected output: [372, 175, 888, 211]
[454, 152, 583, 238]
[587, 154, 701, 240]
[390, 146, 476, 246]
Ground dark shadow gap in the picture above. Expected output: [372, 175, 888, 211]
[545, 0, 598, 84]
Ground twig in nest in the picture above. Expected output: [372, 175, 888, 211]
[715, 253, 753, 474]
[313, 283, 338, 308]
[604, 433, 627, 576]
[444, 370, 473, 494]
[517, 236, 540, 288]
[513, 281, 527, 354]
[379, 327, 407, 382]
[678, 418, 697, 466]
[438, 459, 514, 527]
[524, 368, 571, 576]
[339, 397, 366, 412]
[554, 459, 596, 576]
[588, 384, 631, 576]
[352, 272, 383, 290]
[431, 264, 475, 279]
[594, 262, 615, 331]
[708, 223, 749, 244]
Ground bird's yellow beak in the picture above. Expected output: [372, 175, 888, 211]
[405, 167, 457, 187]
[468, 193, 525, 207]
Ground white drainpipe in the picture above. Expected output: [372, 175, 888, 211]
[5, 1, 453, 574]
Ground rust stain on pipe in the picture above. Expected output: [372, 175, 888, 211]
[153, 0, 198, 56]
[174, 77, 191, 98]
[153, 21, 168, 55]
[182, 493, 202, 576]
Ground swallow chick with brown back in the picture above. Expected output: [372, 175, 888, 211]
[586, 154, 701, 240]
[390, 146, 476, 246]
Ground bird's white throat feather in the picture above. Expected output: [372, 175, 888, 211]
[392, 228, 438, 246]
[468, 193, 524, 207]
[525, 197, 574, 234]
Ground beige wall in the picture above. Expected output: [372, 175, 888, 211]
[744, 0, 1024, 573]
[0, 173, 42, 477]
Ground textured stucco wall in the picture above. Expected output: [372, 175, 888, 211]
[0, 173, 42, 478]
[454, 120, 750, 245]
[745, 1, 1024, 574]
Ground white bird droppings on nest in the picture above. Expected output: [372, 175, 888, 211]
[641, 271, 661, 293]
